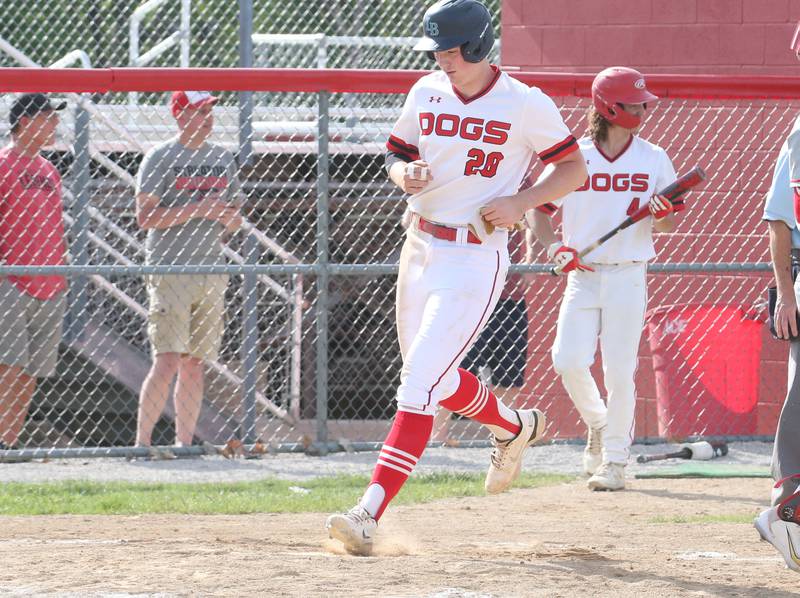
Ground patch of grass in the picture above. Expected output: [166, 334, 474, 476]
[648, 513, 754, 525]
[0, 472, 571, 516]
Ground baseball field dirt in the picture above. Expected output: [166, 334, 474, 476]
[0, 477, 796, 597]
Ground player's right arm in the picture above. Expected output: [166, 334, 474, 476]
[769, 219, 797, 339]
[385, 84, 433, 195]
[525, 206, 591, 274]
[766, 141, 799, 339]
[526, 210, 558, 260]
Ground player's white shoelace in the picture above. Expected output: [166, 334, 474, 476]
[343, 506, 374, 527]
[489, 435, 514, 469]
[587, 427, 603, 455]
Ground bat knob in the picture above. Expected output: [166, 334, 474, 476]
[711, 442, 728, 457]
[683, 441, 715, 460]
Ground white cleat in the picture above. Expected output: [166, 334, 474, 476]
[582, 426, 604, 476]
[485, 408, 546, 495]
[755, 507, 800, 572]
[755, 506, 778, 543]
[587, 462, 626, 491]
[325, 505, 377, 556]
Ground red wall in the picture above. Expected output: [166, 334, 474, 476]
[502, 0, 800, 75]
[500, 1, 797, 440]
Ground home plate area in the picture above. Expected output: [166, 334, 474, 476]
[0, 476, 794, 597]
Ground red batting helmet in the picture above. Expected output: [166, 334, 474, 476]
[791, 22, 800, 55]
[592, 67, 658, 130]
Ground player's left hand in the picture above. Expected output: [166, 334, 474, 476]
[649, 193, 674, 219]
[480, 194, 526, 229]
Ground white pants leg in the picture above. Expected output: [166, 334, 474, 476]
[552, 263, 647, 462]
[599, 263, 647, 464]
[396, 231, 428, 360]
[551, 271, 607, 429]
[395, 230, 509, 415]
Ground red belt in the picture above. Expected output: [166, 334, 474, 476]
[416, 216, 481, 245]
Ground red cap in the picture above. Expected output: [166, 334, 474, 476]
[170, 91, 218, 118]
[791, 22, 800, 54]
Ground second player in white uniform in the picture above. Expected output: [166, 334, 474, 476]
[326, 0, 587, 555]
[530, 67, 679, 491]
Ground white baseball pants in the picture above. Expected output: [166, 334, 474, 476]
[551, 262, 647, 464]
[395, 228, 509, 415]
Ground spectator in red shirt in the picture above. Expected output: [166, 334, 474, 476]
[0, 93, 68, 448]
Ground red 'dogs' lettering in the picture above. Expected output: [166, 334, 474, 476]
[575, 172, 650, 193]
[483, 121, 510, 145]
[419, 112, 435, 136]
[435, 114, 459, 137]
[419, 112, 510, 145]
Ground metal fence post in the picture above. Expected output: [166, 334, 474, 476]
[238, 0, 254, 166]
[315, 90, 330, 453]
[240, 239, 259, 444]
[238, 0, 257, 443]
[180, 0, 191, 67]
[65, 101, 91, 342]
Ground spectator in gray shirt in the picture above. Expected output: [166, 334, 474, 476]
[134, 91, 242, 449]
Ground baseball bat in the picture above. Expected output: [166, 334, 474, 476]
[635, 440, 728, 463]
[551, 166, 707, 275]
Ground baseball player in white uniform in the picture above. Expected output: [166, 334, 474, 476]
[326, 0, 586, 555]
[529, 66, 679, 491]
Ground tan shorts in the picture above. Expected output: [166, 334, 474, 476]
[0, 278, 66, 377]
[146, 274, 229, 360]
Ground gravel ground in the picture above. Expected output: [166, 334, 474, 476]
[0, 441, 774, 484]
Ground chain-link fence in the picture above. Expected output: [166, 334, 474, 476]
[0, 65, 789, 457]
[0, 0, 501, 70]
[0, 2, 792, 457]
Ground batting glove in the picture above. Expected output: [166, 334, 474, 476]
[649, 193, 674, 219]
[548, 242, 594, 274]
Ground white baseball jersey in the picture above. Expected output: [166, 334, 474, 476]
[764, 114, 800, 247]
[388, 66, 577, 247]
[538, 136, 676, 263]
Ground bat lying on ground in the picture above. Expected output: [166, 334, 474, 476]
[551, 165, 707, 275]
[636, 440, 728, 463]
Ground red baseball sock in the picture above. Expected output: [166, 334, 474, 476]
[439, 368, 521, 438]
[360, 411, 433, 521]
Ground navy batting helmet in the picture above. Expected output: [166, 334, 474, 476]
[413, 0, 494, 63]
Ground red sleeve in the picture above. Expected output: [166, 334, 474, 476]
[537, 135, 578, 165]
[535, 202, 559, 216]
[386, 135, 420, 162]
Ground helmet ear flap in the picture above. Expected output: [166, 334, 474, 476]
[593, 91, 613, 121]
[460, 40, 484, 63]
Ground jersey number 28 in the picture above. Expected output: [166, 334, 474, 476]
[464, 148, 504, 178]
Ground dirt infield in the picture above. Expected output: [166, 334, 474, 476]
[0, 477, 797, 598]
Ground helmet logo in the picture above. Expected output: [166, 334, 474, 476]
[426, 20, 440, 37]
[634, 78, 646, 89]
